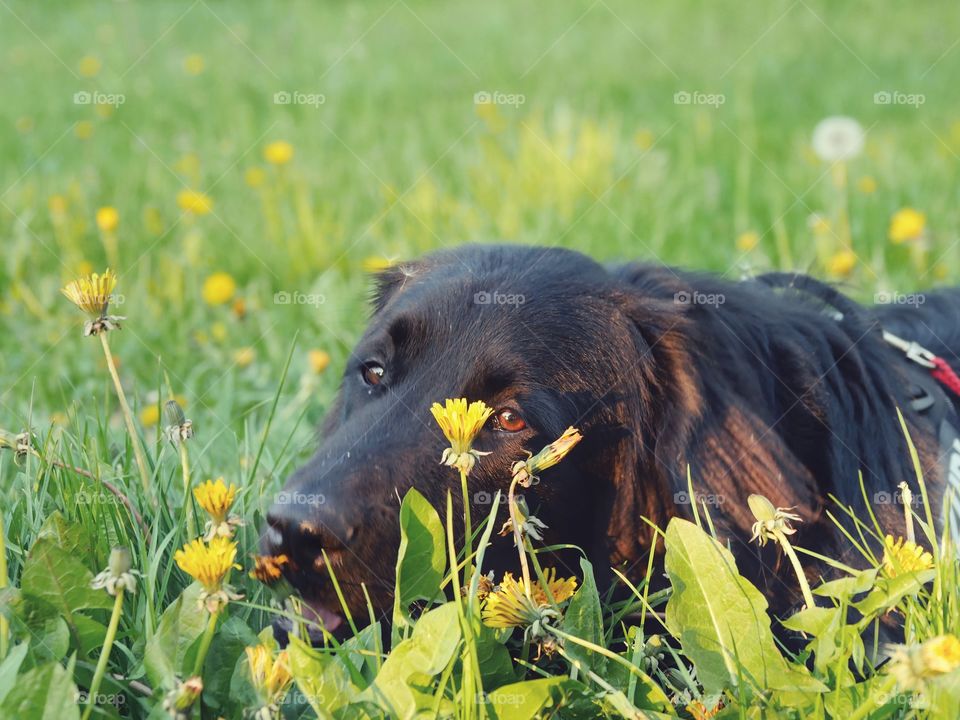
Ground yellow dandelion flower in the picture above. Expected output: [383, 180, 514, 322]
[250, 554, 289, 585]
[263, 140, 294, 166]
[174, 536, 239, 592]
[308, 349, 330, 374]
[857, 175, 877, 194]
[140, 404, 160, 427]
[176, 189, 214, 215]
[211, 321, 228, 342]
[96, 206, 119, 233]
[361, 256, 394, 273]
[75, 121, 94, 140]
[633, 128, 655, 151]
[78, 55, 101, 77]
[889, 208, 926, 244]
[233, 347, 256, 368]
[246, 644, 293, 702]
[881, 534, 933, 578]
[430, 398, 494, 474]
[482, 569, 577, 630]
[244, 167, 266, 188]
[826, 249, 857, 278]
[61, 268, 117, 317]
[888, 634, 960, 691]
[736, 231, 760, 252]
[183, 53, 205, 75]
[193, 478, 237, 524]
[48, 195, 67, 216]
[202, 272, 236, 305]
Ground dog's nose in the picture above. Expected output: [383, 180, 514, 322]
[264, 494, 355, 572]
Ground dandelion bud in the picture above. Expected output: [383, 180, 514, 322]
[108, 546, 132, 576]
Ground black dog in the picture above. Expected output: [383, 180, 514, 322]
[262, 244, 958, 631]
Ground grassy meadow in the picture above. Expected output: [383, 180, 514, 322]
[2, 1, 960, 717]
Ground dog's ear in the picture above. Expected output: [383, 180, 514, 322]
[370, 261, 425, 314]
[596, 291, 703, 565]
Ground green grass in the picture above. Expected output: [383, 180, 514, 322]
[1, 1, 960, 717]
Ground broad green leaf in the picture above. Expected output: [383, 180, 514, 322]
[854, 569, 936, 616]
[484, 676, 590, 720]
[287, 634, 358, 716]
[0, 642, 29, 704]
[664, 518, 827, 695]
[0, 660, 80, 720]
[813, 568, 878, 600]
[560, 557, 606, 674]
[474, 623, 518, 689]
[392, 488, 446, 645]
[362, 602, 461, 718]
[143, 583, 207, 687]
[201, 615, 259, 710]
[20, 537, 112, 624]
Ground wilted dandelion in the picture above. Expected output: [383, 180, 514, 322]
[264, 140, 294, 165]
[245, 644, 293, 718]
[194, 478, 243, 541]
[174, 537, 243, 613]
[176, 189, 214, 215]
[164, 399, 194, 443]
[91, 546, 138, 596]
[84, 547, 134, 720]
[162, 677, 203, 720]
[510, 426, 582, 487]
[889, 207, 926, 244]
[887, 634, 960, 692]
[748, 493, 814, 608]
[202, 271, 237, 305]
[61, 268, 118, 321]
[430, 398, 493, 475]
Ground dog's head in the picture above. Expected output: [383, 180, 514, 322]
[261, 245, 700, 630]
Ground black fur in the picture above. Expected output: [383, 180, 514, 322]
[262, 245, 957, 630]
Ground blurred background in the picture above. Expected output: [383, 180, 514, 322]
[1, 0, 959, 471]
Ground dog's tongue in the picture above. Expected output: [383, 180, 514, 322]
[303, 600, 343, 632]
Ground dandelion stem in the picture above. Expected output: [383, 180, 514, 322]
[776, 529, 816, 609]
[460, 468, 473, 580]
[0, 515, 8, 661]
[81, 588, 124, 720]
[179, 442, 196, 539]
[99, 333, 151, 494]
[507, 473, 533, 600]
[192, 609, 219, 677]
[847, 676, 896, 720]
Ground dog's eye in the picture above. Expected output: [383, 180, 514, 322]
[491, 408, 526, 432]
[361, 362, 384, 386]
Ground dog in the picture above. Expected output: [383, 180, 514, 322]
[261, 244, 959, 633]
